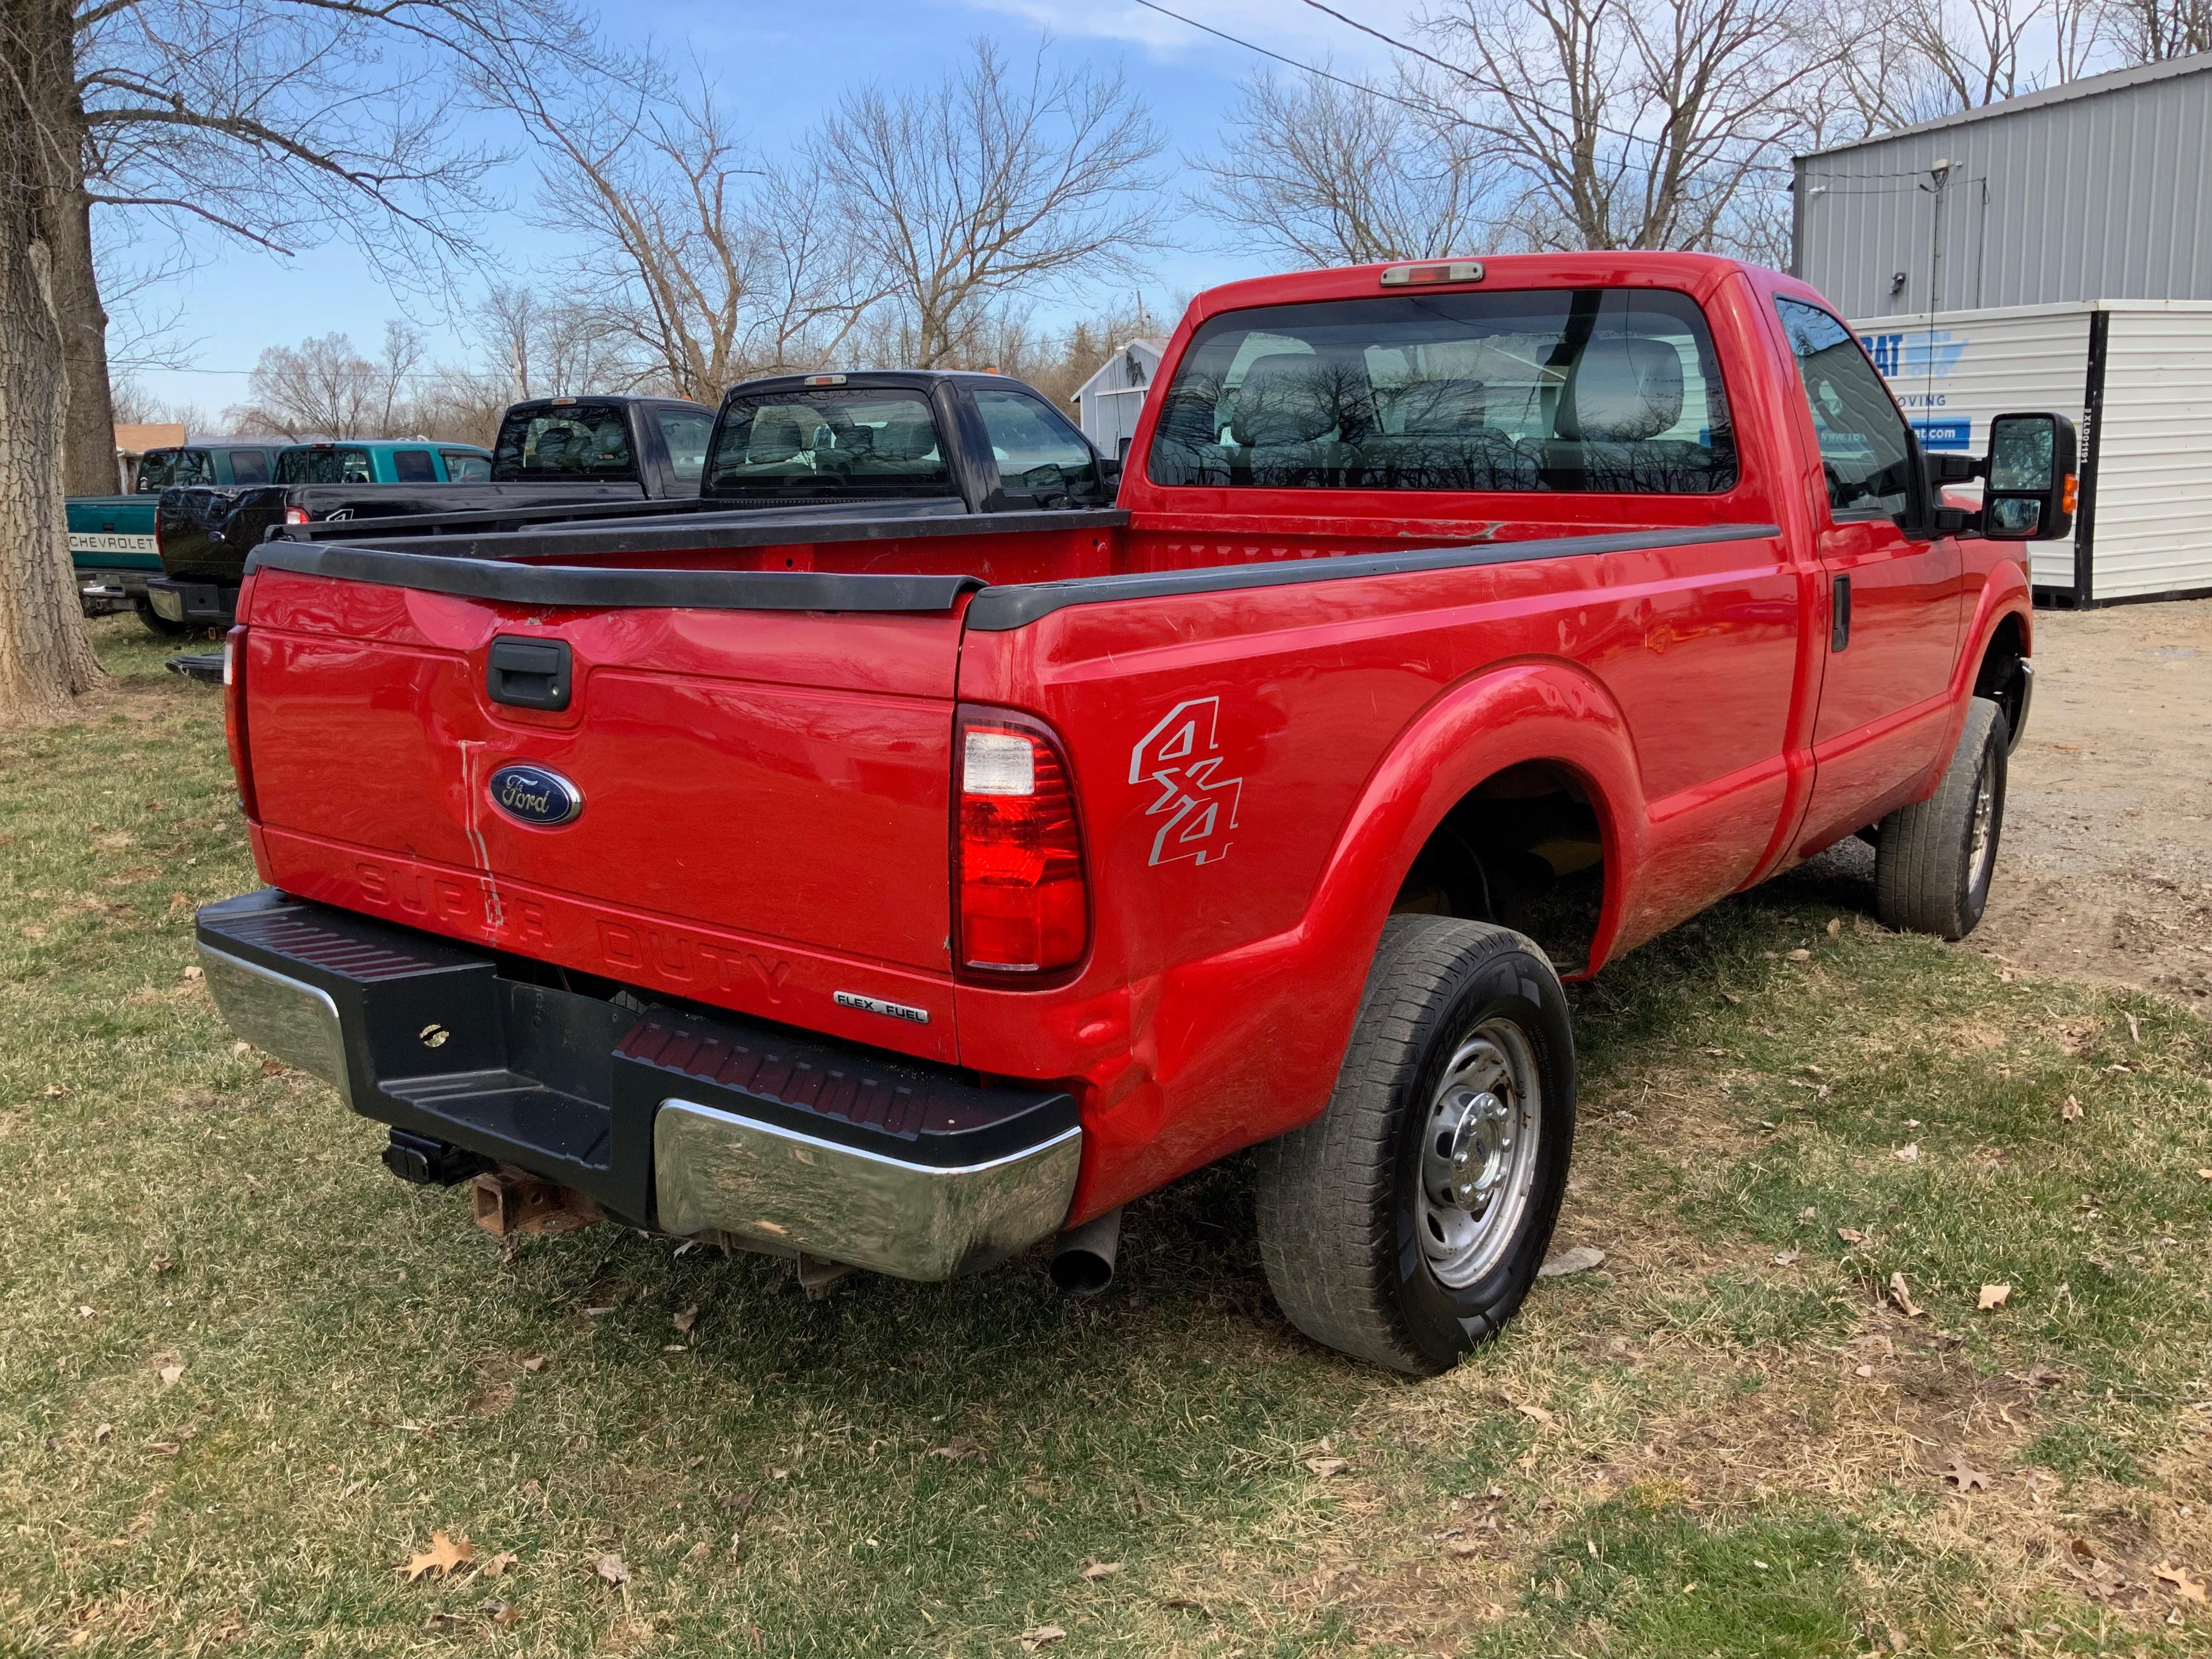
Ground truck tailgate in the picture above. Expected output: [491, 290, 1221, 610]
[237, 551, 979, 1062]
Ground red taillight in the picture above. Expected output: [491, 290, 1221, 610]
[222, 624, 258, 820]
[284, 506, 309, 525]
[955, 709, 1087, 975]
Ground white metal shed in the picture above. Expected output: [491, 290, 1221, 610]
[1073, 338, 1166, 463]
[1849, 300, 2212, 605]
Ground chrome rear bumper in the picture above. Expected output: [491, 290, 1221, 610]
[195, 889, 1081, 1279]
[656, 1102, 1081, 1281]
[198, 942, 353, 1107]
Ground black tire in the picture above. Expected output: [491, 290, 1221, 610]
[1252, 915, 1577, 1375]
[1874, 695, 2009, 940]
[134, 597, 192, 638]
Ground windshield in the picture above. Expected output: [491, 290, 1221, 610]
[137, 449, 213, 491]
[705, 388, 952, 496]
[276, 446, 374, 485]
[493, 403, 638, 479]
[1149, 288, 1736, 495]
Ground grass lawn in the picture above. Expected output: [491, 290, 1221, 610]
[3, 619, 2209, 1657]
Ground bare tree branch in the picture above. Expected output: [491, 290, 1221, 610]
[813, 38, 1164, 367]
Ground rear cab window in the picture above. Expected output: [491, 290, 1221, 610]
[276, 447, 375, 485]
[1773, 297, 1915, 521]
[655, 408, 714, 488]
[391, 448, 437, 484]
[441, 449, 493, 483]
[973, 387, 1108, 506]
[493, 403, 639, 480]
[137, 449, 215, 490]
[706, 389, 953, 499]
[1149, 288, 1736, 494]
[225, 449, 271, 485]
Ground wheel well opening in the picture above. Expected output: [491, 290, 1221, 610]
[1974, 613, 2029, 736]
[1390, 762, 1607, 974]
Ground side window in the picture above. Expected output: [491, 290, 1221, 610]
[441, 450, 492, 483]
[1774, 297, 1914, 520]
[227, 450, 271, 484]
[655, 409, 714, 488]
[972, 388, 1101, 501]
[392, 448, 437, 483]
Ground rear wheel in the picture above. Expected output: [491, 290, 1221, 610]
[134, 597, 191, 638]
[1874, 695, 2009, 940]
[1252, 915, 1576, 1375]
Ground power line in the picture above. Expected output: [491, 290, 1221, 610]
[1123, 0, 1440, 118]
[1130, 0, 1793, 177]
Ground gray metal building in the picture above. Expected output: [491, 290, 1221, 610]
[1792, 52, 2212, 320]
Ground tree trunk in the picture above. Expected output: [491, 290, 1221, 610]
[52, 168, 118, 497]
[1, 0, 108, 719]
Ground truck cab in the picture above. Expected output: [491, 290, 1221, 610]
[149, 399, 713, 627]
[271, 440, 493, 487]
[71, 439, 287, 631]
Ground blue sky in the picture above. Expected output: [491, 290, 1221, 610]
[123, 0, 1415, 418]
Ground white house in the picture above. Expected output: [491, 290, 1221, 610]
[1073, 338, 1168, 463]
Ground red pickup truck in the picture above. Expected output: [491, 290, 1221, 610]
[197, 253, 2073, 1374]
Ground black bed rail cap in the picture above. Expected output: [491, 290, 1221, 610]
[963, 522, 1784, 630]
[246, 540, 986, 614]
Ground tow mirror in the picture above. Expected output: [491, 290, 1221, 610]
[1980, 412, 2077, 541]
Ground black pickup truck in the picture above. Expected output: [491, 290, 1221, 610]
[148, 395, 716, 627]
[154, 374, 1116, 630]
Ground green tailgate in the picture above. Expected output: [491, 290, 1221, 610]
[66, 496, 160, 573]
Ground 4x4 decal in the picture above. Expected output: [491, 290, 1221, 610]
[1130, 697, 1243, 866]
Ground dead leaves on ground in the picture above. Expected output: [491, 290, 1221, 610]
[1978, 1282, 2012, 1310]
[1943, 1455, 1993, 1493]
[2153, 1560, 2209, 1603]
[594, 1552, 630, 1587]
[403, 1531, 475, 1582]
[1018, 1626, 1067, 1652]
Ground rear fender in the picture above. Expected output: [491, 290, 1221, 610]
[1302, 659, 1642, 983]
[1066, 661, 1641, 1218]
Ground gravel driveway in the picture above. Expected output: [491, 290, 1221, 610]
[1793, 595, 2212, 1008]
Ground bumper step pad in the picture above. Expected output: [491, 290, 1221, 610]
[196, 891, 1077, 1253]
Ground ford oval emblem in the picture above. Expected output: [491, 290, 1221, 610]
[487, 763, 583, 827]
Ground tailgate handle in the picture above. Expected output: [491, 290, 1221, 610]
[487, 636, 572, 711]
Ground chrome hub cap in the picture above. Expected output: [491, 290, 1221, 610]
[1416, 1021, 1541, 1289]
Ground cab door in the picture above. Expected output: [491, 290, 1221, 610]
[1774, 298, 1963, 857]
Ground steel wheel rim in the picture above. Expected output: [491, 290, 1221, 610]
[1415, 1018, 1541, 1289]
[1967, 752, 1998, 889]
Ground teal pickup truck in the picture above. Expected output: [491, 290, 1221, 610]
[77, 437, 493, 634]
[71, 441, 284, 634]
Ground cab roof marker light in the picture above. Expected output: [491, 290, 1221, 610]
[1380, 260, 1487, 287]
[802, 373, 847, 386]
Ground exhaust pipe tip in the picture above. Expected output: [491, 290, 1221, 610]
[1048, 1206, 1122, 1296]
